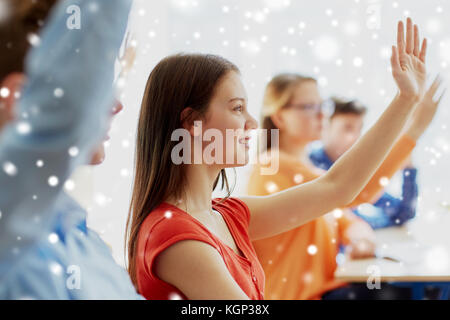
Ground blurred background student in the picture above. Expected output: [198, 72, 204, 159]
[247, 69, 443, 299]
[309, 98, 418, 229]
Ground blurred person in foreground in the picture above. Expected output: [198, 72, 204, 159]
[0, 0, 142, 299]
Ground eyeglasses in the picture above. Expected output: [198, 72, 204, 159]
[284, 99, 335, 117]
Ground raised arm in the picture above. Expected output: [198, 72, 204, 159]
[242, 18, 429, 241]
[0, 0, 131, 263]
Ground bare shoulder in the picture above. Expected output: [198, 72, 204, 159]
[154, 240, 250, 300]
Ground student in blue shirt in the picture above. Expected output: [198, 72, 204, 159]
[309, 98, 418, 229]
[0, 0, 142, 299]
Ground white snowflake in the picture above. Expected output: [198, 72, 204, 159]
[379, 176, 389, 187]
[16, 122, 31, 135]
[64, 179, 75, 191]
[49, 262, 63, 276]
[54, 88, 64, 98]
[265, 181, 278, 193]
[48, 233, 59, 244]
[164, 210, 173, 219]
[0, 87, 10, 98]
[27, 33, 41, 47]
[3, 162, 17, 176]
[68, 146, 79, 157]
[307, 244, 318, 255]
[36, 159, 44, 167]
[48, 176, 59, 187]
[168, 292, 183, 300]
[333, 208, 343, 219]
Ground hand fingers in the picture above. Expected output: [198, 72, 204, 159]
[391, 45, 401, 72]
[406, 17, 414, 54]
[437, 89, 446, 105]
[397, 21, 405, 54]
[413, 24, 420, 57]
[419, 38, 427, 63]
[427, 75, 442, 98]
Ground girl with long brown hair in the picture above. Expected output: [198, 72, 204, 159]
[127, 19, 431, 300]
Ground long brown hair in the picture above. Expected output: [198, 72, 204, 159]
[126, 53, 240, 287]
[261, 73, 317, 151]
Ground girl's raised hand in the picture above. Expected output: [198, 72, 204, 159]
[391, 18, 427, 100]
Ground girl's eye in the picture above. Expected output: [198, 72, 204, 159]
[234, 105, 243, 112]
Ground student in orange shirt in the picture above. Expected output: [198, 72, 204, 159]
[127, 19, 435, 300]
[247, 59, 444, 299]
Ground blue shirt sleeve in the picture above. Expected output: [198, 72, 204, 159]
[350, 205, 390, 230]
[310, 147, 419, 229]
[0, 0, 131, 264]
[309, 145, 334, 170]
[352, 168, 418, 229]
[374, 168, 418, 227]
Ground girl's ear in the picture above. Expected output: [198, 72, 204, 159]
[180, 107, 201, 137]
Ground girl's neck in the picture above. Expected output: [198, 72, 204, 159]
[166, 164, 221, 216]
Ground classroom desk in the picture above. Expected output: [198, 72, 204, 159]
[334, 213, 450, 299]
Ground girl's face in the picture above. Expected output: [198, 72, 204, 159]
[199, 71, 258, 168]
[273, 81, 324, 145]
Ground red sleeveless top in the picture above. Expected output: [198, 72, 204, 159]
[135, 197, 265, 300]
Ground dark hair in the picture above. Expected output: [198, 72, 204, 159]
[260, 73, 317, 151]
[330, 97, 367, 119]
[126, 53, 240, 287]
[0, 0, 59, 83]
